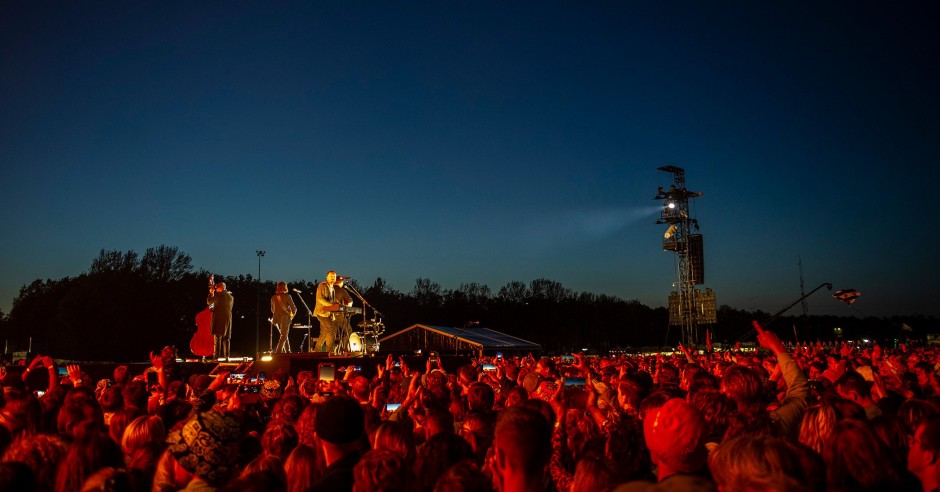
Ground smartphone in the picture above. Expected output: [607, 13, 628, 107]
[146, 372, 158, 385]
[429, 351, 439, 363]
[394, 361, 401, 367]
[258, 372, 266, 381]
[228, 373, 247, 383]
[560, 355, 575, 364]
[496, 352, 503, 360]
[57, 366, 68, 377]
[242, 385, 260, 394]
[481, 364, 497, 371]
[564, 377, 586, 386]
[35, 390, 45, 398]
[318, 363, 336, 382]
[385, 402, 402, 412]
[354, 366, 362, 372]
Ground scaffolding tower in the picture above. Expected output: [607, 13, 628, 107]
[655, 165, 712, 346]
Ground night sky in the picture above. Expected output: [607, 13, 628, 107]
[2, 2, 938, 320]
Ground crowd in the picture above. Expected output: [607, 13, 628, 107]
[1, 321, 940, 492]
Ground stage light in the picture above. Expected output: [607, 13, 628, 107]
[664, 225, 677, 239]
[261, 354, 273, 362]
[667, 201, 676, 209]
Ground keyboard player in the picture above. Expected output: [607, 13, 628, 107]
[313, 270, 354, 354]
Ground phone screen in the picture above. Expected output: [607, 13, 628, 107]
[319, 364, 335, 382]
[564, 377, 586, 386]
[482, 364, 496, 371]
[57, 366, 68, 377]
[385, 402, 402, 412]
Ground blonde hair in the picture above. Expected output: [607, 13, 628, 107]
[798, 403, 838, 455]
[121, 415, 166, 456]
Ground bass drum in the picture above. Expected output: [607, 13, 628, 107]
[348, 333, 380, 353]
[348, 332, 362, 352]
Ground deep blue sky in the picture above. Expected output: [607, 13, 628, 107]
[2, 2, 938, 320]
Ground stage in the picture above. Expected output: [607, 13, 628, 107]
[17, 352, 471, 386]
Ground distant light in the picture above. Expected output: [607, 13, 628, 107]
[261, 354, 273, 362]
[862, 339, 870, 344]
[667, 202, 676, 209]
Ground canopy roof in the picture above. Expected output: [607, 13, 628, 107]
[379, 324, 541, 354]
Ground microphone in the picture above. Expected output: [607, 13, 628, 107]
[292, 288, 303, 293]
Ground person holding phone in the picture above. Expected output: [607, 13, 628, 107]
[271, 281, 297, 353]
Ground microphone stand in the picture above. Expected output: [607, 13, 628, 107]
[344, 284, 386, 355]
[294, 290, 315, 352]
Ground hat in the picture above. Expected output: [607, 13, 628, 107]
[643, 398, 707, 473]
[166, 410, 241, 485]
[315, 395, 365, 444]
[522, 372, 541, 394]
[261, 379, 282, 400]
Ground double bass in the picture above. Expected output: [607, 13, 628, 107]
[191, 275, 215, 357]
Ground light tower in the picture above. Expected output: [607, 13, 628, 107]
[654, 166, 713, 347]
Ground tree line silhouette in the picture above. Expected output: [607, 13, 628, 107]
[0, 245, 932, 361]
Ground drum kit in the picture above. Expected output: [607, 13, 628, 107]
[348, 320, 384, 353]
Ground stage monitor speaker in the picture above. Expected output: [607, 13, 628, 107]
[689, 234, 705, 285]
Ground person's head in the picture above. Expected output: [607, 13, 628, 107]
[720, 365, 764, 413]
[571, 454, 616, 492]
[836, 371, 873, 403]
[276, 281, 288, 294]
[467, 382, 495, 413]
[371, 420, 417, 466]
[535, 358, 556, 379]
[460, 411, 496, 461]
[415, 432, 474, 492]
[166, 410, 242, 486]
[503, 385, 528, 409]
[215, 282, 226, 292]
[798, 402, 839, 455]
[284, 444, 321, 492]
[909, 415, 940, 479]
[824, 418, 901, 491]
[325, 271, 337, 285]
[353, 448, 413, 492]
[350, 375, 371, 403]
[1, 433, 68, 491]
[899, 398, 940, 436]
[492, 407, 552, 490]
[643, 398, 708, 478]
[314, 395, 365, 457]
[709, 434, 811, 491]
[121, 415, 166, 457]
[432, 459, 492, 492]
[54, 431, 124, 492]
[261, 419, 299, 462]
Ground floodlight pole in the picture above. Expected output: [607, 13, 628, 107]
[256, 250, 265, 359]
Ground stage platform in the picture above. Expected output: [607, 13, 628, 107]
[14, 352, 471, 386]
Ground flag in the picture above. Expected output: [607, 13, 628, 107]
[833, 288, 861, 305]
